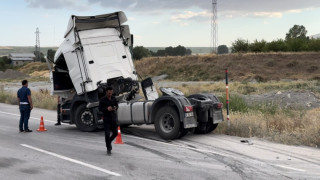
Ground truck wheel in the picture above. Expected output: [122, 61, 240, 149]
[195, 119, 218, 134]
[75, 104, 97, 132]
[206, 120, 218, 133]
[178, 128, 189, 138]
[154, 106, 180, 140]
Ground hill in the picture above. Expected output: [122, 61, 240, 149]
[134, 52, 320, 82]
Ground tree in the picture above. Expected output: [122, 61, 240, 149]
[285, 25, 308, 41]
[186, 49, 192, 55]
[249, 39, 267, 52]
[152, 45, 192, 57]
[231, 39, 249, 53]
[40, 52, 46, 62]
[287, 38, 308, 52]
[1, 56, 11, 64]
[164, 46, 174, 56]
[217, 45, 229, 54]
[132, 46, 151, 60]
[47, 49, 56, 62]
[267, 39, 288, 52]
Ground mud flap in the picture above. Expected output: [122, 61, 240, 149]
[211, 108, 224, 124]
[183, 117, 197, 129]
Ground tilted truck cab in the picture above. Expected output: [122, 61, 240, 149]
[51, 11, 223, 140]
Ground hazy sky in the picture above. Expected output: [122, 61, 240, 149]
[1, 0, 320, 47]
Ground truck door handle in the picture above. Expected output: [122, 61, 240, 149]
[89, 60, 94, 64]
[122, 55, 127, 59]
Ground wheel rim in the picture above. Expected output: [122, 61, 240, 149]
[159, 113, 175, 133]
[80, 110, 94, 127]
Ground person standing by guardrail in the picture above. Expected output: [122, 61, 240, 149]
[99, 86, 119, 156]
[17, 80, 33, 133]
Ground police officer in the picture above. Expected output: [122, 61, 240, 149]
[99, 87, 118, 155]
[17, 80, 33, 132]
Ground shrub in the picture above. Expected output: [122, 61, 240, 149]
[217, 45, 229, 54]
[231, 39, 249, 53]
[249, 39, 267, 52]
[286, 38, 308, 52]
[307, 39, 320, 51]
[219, 94, 248, 113]
[267, 39, 288, 52]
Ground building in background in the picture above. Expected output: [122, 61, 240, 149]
[9, 53, 35, 66]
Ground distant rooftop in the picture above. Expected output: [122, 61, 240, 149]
[9, 53, 36, 58]
[10, 57, 34, 61]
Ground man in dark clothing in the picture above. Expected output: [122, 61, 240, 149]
[17, 80, 33, 133]
[99, 87, 118, 155]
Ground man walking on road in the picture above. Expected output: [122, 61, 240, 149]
[99, 87, 118, 155]
[17, 80, 33, 133]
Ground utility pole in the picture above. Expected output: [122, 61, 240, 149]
[35, 27, 41, 61]
[211, 0, 218, 54]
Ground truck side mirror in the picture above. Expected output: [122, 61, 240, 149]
[130, 34, 134, 47]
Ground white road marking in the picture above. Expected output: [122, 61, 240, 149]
[21, 144, 121, 177]
[0, 111, 71, 125]
[274, 164, 306, 172]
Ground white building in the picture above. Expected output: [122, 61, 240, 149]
[9, 53, 36, 66]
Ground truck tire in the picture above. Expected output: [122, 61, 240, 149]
[154, 106, 181, 140]
[195, 119, 218, 134]
[75, 104, 97, 132]
[177, 128, 189, 138]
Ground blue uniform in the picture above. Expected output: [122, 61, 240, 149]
[17, 86, 31, 131]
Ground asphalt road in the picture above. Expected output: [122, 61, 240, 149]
[0, 103, 319, 180]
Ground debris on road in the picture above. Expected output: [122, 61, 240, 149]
[240, 139, 253, 145]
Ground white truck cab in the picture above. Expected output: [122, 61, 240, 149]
[51, 11, 223, 140]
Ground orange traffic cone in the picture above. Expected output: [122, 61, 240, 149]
[114, 126, 124, 144]
[37, 116, 47, 132]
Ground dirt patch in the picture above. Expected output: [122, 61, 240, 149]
[0, 69, 29, 79]
[29, 70, 49, 78]
[243, 90, 320, 109]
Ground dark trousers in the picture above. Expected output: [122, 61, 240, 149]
[57, 104, 61, 123]
[19, 104, 31, 130]
[103, 118, 118, 151]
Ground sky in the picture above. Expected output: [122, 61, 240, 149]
[0, 0, 320, 47]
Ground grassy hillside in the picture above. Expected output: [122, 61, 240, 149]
[134, 52, 320, 81]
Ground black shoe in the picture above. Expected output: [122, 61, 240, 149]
[107, 150, 111, 156]
[24, 129, 32, 133]
[55, 122, 61, 126]
[19, 130, 24, 133]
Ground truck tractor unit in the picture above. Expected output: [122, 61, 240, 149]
[50, 11, 223, 140]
